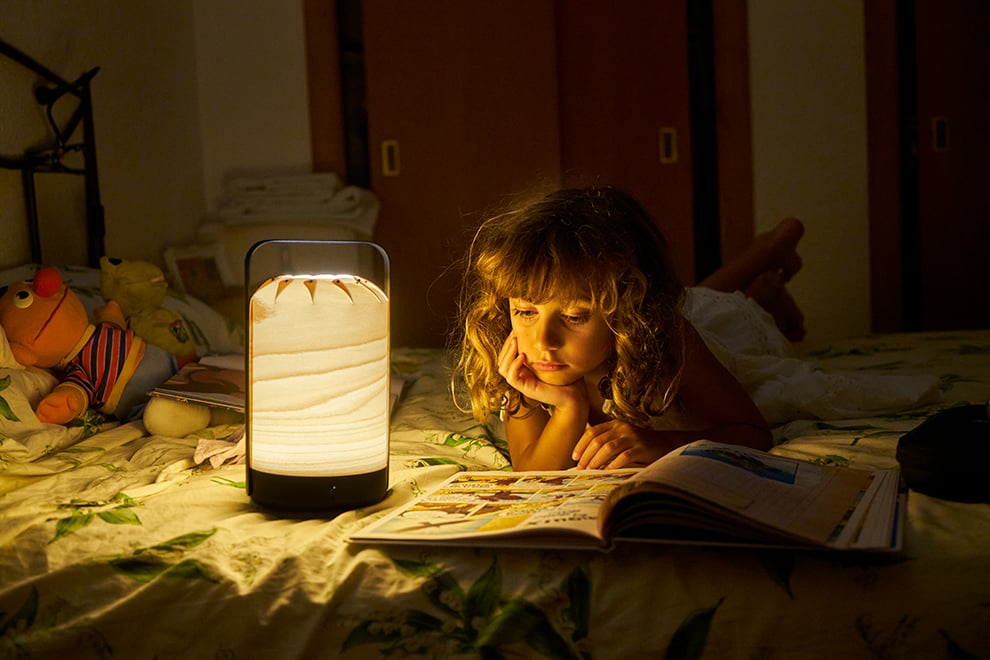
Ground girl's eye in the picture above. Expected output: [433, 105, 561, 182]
[562, 307, 592, 324]
[511, 308, 536, 319]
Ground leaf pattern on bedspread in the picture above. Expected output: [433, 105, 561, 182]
[105, 529, 219, 583]
[344, 557, 596, 659]
[666, 598, 724, 660]
[856, 613, 921, 659]
[438, 423, 511, 465]
[50, 493, 142, 543]
[341, 554, 740, 659]
[0, 376, 20, 423]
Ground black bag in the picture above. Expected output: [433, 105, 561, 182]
[896, 404, 990, 503]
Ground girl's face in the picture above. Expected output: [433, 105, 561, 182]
[508, 297, 613, 386]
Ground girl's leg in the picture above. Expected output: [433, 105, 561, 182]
[700, 218, 807, 341]
[699, 217, 804, 292]
[745, 271, 806, 342]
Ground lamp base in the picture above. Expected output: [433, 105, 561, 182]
[248, 467, 389, 516]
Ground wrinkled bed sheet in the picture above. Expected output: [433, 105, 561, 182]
[1, 330, 989, 659]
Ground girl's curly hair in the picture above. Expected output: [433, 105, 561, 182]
[450, 186, 686, 428]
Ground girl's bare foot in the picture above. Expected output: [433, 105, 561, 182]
[700, 217, 807, 341]
[701, 217, 805, 291]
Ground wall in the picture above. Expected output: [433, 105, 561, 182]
[0, 0, 313, 271]
[748, 0, 871, 344]
[0, 0, 204, 267]
[193, 0, 313, 213]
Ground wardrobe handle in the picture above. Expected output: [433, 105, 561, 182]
[381, 140, 400, 176]
[659, 127, 678, 164]
[932, 116, 949, 153]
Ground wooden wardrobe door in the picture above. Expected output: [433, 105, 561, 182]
[868, 0, 990, 332]
[362, 0, 561, 348]
[914, 0, 990, 330]
[556, 0, 696, 283]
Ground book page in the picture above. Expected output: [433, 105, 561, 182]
[845, 469, 903, 550]
[150, 358, 246, 411]
[351, 469, 639, 547]
[612, 441, 883, 547]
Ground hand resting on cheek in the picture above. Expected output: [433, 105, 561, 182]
[496, 335, 589, 413]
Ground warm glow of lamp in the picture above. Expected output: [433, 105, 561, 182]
[246, 240, 390, 514]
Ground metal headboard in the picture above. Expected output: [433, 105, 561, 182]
[0, 38, 105, 267]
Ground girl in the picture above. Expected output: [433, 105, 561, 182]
[452, 186, 781, 471]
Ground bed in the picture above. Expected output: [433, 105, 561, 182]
[2, 38, 988, 660]
[0, 257, 988, 659]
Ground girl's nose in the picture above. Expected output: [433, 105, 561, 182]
[533, 317, 561, 351]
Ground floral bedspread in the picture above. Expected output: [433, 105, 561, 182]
[1, 330, 989, 659]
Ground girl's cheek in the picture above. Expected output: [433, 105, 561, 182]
[513, 333, 531, 356]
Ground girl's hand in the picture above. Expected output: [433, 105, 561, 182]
[498, 334, 592, 471]
[572, 420, 674, 469]
[497, 335, 585, 410]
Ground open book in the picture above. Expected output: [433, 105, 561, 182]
[350, 440, 905, 552]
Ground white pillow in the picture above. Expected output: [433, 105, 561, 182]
[196, 221, 364, 287]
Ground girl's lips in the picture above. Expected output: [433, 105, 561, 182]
[529, 360, 566, 372]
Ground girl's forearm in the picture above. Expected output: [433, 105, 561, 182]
[507, 406, 587, 471]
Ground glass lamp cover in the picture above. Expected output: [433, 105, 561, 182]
[246, 240, 390, 514]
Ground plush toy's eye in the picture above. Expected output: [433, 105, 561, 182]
[14, 290, 34, 309]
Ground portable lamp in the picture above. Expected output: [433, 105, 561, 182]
[245, 240, 390, 514]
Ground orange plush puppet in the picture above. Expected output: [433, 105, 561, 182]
[0, 267, 173, 424]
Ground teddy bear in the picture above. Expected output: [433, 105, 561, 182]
[0, 267, 177, 424]
[99, 256, 197, 367]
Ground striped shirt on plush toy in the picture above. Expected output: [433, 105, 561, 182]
[59, 321, 146, 416]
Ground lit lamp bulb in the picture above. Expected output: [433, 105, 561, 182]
[246, 241, 390, 514]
